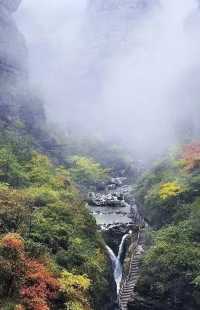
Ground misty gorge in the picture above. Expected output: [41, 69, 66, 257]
[0, 0, 200, 310]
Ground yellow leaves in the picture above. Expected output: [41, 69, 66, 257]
[159, 182, 184, 200]
[1, 233, 24, 251]
[59, 271, 91, 310]
[59, 271, 91, 294]
[66, 301, 87, 310]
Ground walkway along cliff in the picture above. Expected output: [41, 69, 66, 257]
[87, 177, 147, 310]
[119, 225, 146, 310]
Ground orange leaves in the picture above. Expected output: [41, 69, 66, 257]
[21, 259, 59, 310]
[25, 258, 59, 295]
[2, 233, 24, 251]
[0, 234, 26, 297]
[181, 142, 200, 171]
[0, 233, 60, 310]
[20, 285, 50, 310]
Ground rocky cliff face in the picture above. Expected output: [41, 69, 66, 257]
[65, 0, 157, 134]
[88, 0, 156, 13]
[0, 0, 28, 127]
[86, 0, 157, 55]
[0, 0, 27, 73]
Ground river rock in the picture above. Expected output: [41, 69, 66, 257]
[110, 177, 123, 186]
[107, 184, 117, 190]
[87, 191, 128, 207]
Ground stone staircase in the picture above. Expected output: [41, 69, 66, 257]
[118, 229, 145, 310]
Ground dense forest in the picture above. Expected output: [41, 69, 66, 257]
[0, 3, 119, 309]
[1, 1, 200, 310]
[0, 69, 118, 309]
[129, 143, 200, 310]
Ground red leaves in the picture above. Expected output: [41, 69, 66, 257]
[0, 233, 59, 310]
[21, 259, 59, 310]
[181, 142, 200, 171]
[0, 234, 26, 296]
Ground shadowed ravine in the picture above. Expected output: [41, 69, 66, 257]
[87, 176, 146, 309]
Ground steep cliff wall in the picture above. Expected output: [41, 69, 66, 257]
[0, 0, 28, 127]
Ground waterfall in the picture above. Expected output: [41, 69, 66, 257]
[106, 233, 129, 294]
[117, 234, 129, 260]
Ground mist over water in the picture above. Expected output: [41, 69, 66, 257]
[16, 0, 200, 158]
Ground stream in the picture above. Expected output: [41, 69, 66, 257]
[87, 178, 135, 227]
[87, 177, 142, 300]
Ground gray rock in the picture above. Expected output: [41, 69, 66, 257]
[0, 0, 21, 12]
[0, 0, 26, 70]
[0, 0, 28, 125]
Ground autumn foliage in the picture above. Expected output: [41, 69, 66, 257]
[159, 182, 184, 200]
[0, 233, 59, 310]
[181, 143, 200, 171]
[21, 259, 59, 310]
[0, 234, 26, 297]
[0, 149, 111, 310]
[2, 233, 24, 251]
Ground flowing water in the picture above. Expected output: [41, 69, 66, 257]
[106, 234, 129, 294]
[87, 204, 132, 225]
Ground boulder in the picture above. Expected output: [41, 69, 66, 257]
[110, 177, 123, 186]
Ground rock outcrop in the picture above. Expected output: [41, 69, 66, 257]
[0, 0, 27, 74]
[88, 0, 157, 14]
[0, 0, 29, 128]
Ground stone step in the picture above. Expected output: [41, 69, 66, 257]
[129, 274, 139, 278]
[121, 292, 134, 297]
[119, 229, 146, 310]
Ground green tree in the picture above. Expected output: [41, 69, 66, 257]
[70, 156, 108, 186]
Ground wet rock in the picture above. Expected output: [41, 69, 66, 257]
[108, 184, 117, 190]
[87, 191, 128, 207]
[128, 295, 154, 310]
[110, 177, 123, 186]
[95, 181, 107, 191]
[102, 223, 137, 254]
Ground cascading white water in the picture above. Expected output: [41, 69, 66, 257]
[106, 233, 129, 294]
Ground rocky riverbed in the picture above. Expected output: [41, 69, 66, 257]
[86, 177, 142, 255]
[87, 177, 136, 228]
[86, 177, 145, 309]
